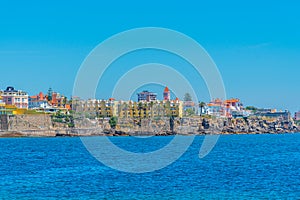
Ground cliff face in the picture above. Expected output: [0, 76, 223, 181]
[0, 115, 56, 137]
[0, 115, 106, 137]
[8, 115, 52, 131]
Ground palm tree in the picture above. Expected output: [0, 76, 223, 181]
[138, 102, 143, 118]
[62, 96, 67, 107]
[199, 102, 206, 117]
[95, 100, 99, 118]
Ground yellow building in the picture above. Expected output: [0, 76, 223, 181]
[75, 99, 183, 119]
[115, 99, 183, 119]
[0, 104, 27, 115]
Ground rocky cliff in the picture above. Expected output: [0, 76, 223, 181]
[0, 114, 299, 137]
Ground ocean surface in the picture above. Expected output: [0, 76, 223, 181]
[0, 133, 299, 199]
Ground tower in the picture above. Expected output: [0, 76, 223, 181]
[163, 86, 170, 101]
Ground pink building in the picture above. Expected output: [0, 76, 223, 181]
[1, 86, 28, 109]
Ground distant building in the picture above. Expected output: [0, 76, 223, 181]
[29, 92, 52, 109]
[43, 89, 69, 109]
[49, 92, 64, 107]
[75, 98, 118, 118]
[163, 86, 170, 101]
[183, 101, 195, 112]
[137, 91, 157, 102]
[207, 99, 224, 117]
[1, 86, 28, 109]
[207, 98, 244, 118]
[294, 111, 300, 121]
[224, 99, 243, 117]
[28, 90, 70, 113]
[255, 110, 290, 120]
[75, 97, 184, 119]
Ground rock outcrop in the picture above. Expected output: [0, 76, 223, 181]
[0, 114, 299, 137]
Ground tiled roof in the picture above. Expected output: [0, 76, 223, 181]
[164, 86, 169, 92]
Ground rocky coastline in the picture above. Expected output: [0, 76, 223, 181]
[0, 115, 299, 138]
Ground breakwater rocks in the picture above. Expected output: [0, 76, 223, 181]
[112, 117, 299, 136]
[199, 117, 299, 135]
[0, 115, 299, 137]
[0, 128, 106, 138]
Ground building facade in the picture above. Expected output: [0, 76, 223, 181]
[75, 98, 183, 119]
[137, 91, 157, 102]
[255, 110, 291, 120]
[29, 92, 49, 109]
[207, 98, 245, 118]
[1, 86, 28, 109]
[294, 111, 300, 121]
[0, 96, 6, 115]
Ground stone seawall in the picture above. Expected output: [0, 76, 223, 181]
[0, 114, 299, 137]
[8, 114, 53, 131]
[113, 116, 299, 135]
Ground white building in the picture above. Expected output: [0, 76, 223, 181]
[29, 99, 52, 109]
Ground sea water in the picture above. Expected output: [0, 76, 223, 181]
[0, 134, 299, 199]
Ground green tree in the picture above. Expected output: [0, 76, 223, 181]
[199, 102, 206, 116]
[185, 108, 195, 116]
[109, 116, 118, 129]
[245, 106, 258, 111]
[123, 102, 129, 119]
[164, 101, 173, 117]
[138, 102, 144, 118]
[184, 93, 192, 102]
[95, 100, 99, 118]
[47, 88, 53, 101]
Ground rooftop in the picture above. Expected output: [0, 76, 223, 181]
[164, 86, 169, 92]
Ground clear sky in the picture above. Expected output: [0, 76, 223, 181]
[0, 0, 299, 113]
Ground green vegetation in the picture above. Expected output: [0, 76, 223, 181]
[184, 93, 192, 102]
[47, 88, 53, 101]
[185, 108, 195, 116]
[296, 120, 300, 126]
[245, 106, 258, 113]
[24, 110, 47, 115]
[109, 116, 118, 129]
[51, 111, 74, 128]
[199, 102, 206, 116]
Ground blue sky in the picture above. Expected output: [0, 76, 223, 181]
[0, 0, 299, 112]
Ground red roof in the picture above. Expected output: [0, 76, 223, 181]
[30, 95, 38, 99]
[164, 86, 169, 92]
[39, 92, 44, 100]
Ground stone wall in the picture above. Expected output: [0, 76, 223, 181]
[0, 115, 8, 130]
[1, 114, 299, 137]
[8, 114, 52, 131]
